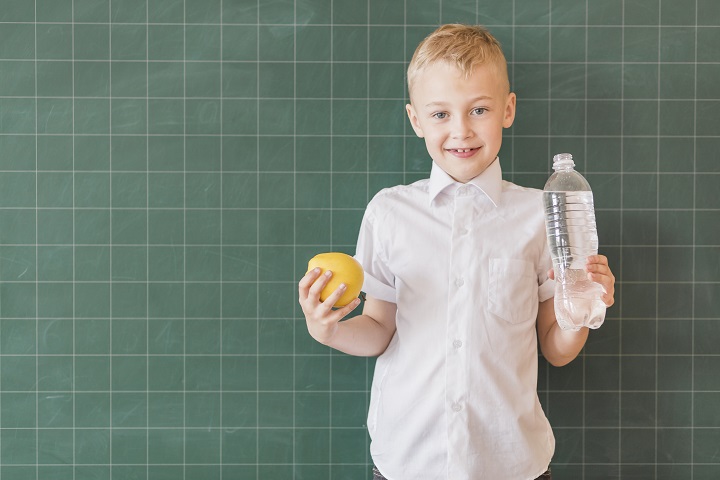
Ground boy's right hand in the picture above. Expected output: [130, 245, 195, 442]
[298, 268, 362, 345]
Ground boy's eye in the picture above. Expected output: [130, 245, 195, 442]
[471, 107, 487, 115]
[431, 112, 448, 119]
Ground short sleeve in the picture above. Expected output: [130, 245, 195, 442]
[537, 235, 556, 302]
[354, 200, 397, 304]
[538, 276, 555, 303]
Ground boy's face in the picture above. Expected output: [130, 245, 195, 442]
[406, 61, 516, 183]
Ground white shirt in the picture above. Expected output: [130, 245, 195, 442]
[355, 158, 556, 480]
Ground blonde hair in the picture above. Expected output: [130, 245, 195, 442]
[407, 24, 509, 96]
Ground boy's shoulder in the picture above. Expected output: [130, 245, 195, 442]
[365, 178, 430, 219]
[500, 179, 546, 211]
[501, 179, 544, 196]
[370, 177, 430, 203]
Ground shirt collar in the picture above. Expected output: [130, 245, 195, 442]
[428, 157, 503, 207]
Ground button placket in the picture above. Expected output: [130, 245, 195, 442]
[446, 192, 473, 474]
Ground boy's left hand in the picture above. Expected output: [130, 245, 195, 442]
[548, 254, 615, 307]
[585, 254, 615, 307]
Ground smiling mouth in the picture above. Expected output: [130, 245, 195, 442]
[446, 147, 480, 157]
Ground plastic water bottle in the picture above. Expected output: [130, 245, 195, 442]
[543, 153, 606, 331]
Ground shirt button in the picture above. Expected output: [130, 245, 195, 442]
[455, 277, 464, 287]
[452, 340, 463, 349]
[452, 403, 462, 412]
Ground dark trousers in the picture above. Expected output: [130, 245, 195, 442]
[372, 465, 552, 479]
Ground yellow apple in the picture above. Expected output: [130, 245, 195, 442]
[307, 252, 364, 307]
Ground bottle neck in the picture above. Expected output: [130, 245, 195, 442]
[553, 164, 575, 172]
[552, 153, 575, 171]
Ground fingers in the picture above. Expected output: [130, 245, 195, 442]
[547, 268, 555, 280]
[298, 267, 320, 300]
[298, 267, 329, 303]
[300, 269, 361, 311]
[335, 297, 362, 317]
[601, 292, 615, 308]
[299, 267, 362, 346]
[585, 254, 609, 269]
[319, 277, 362, 312]
[585, 257, 614, 282]
[585, 255, 615, 307]
[322, 287, 361, 318]
[308, 270, 332, 301]
[321, 279, 348, 309]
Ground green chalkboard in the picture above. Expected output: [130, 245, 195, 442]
[0, 0, 718, 479]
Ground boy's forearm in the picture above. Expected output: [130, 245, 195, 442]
[319, 314, 395, 357]
[540, 323, 589, 367]
[536, 297, 589, 366]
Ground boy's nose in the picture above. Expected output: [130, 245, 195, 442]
[451, 118, 473, 139]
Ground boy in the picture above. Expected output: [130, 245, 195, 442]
[299, 24, 615, 480]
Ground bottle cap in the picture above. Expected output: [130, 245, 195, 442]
[552, 153, 575, 170]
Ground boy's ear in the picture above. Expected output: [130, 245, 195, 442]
[406, 103, 425, 138]
[503, 93, 516, 129]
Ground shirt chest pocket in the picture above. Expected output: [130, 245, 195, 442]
[488, 258, 539, 324]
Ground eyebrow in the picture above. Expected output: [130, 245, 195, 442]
[424, 96, 494, 108]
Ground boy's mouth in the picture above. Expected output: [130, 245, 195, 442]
[446, 147, 479, 158]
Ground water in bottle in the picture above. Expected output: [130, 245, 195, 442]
[543, 153, 606, 331]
